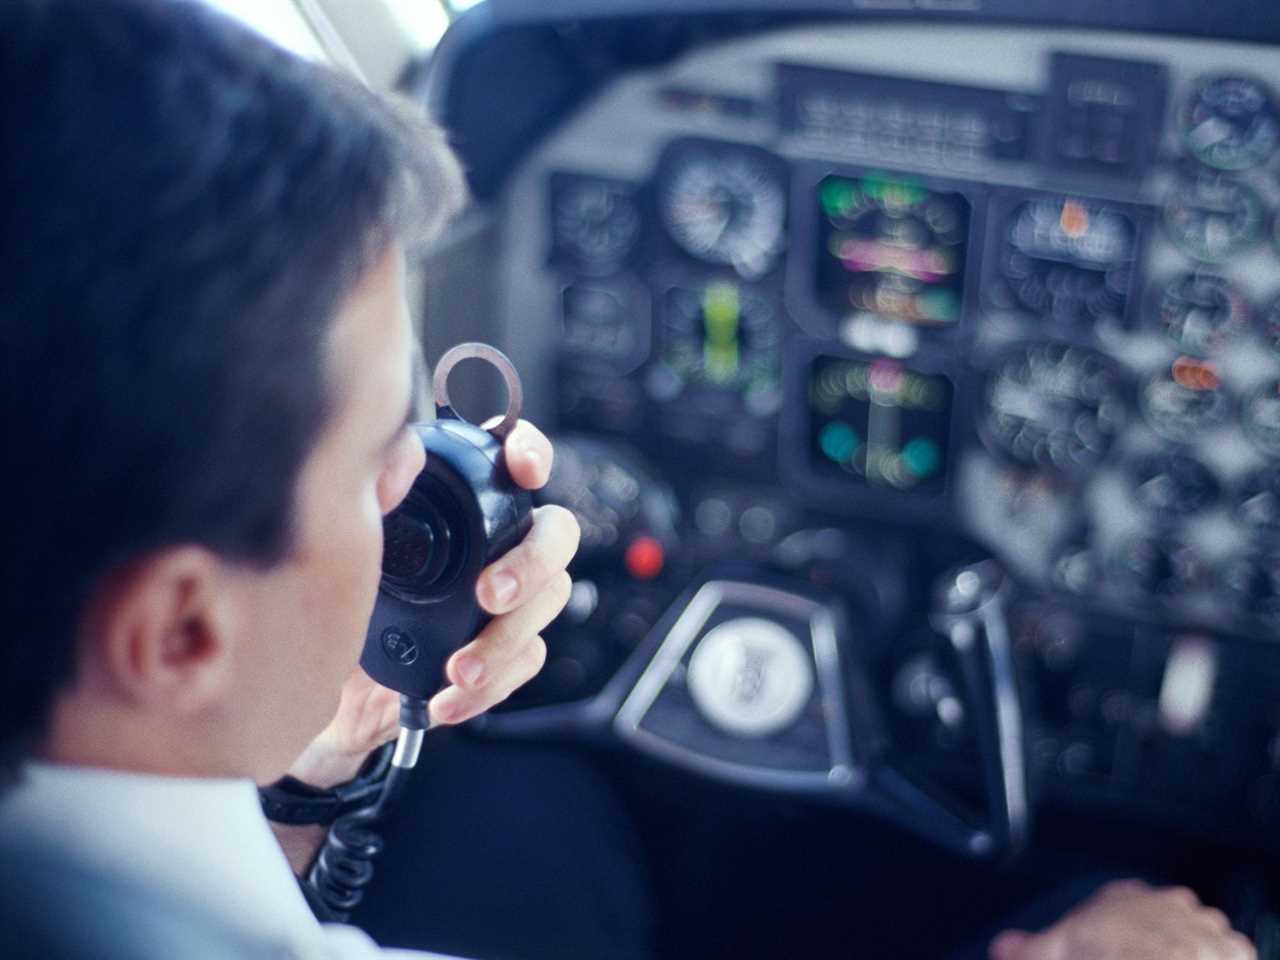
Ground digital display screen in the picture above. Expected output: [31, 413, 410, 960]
[816, 174, 970, 325]
[809, 355, 953, 493]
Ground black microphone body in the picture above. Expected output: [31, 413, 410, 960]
[361, 417, 533, 703]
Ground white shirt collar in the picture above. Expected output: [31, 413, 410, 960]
[0, 761, 319, 948]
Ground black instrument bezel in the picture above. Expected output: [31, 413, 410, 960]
[778, 336, 964, 526]
[785, 160, 989, 350]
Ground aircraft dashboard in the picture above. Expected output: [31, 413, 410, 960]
[425, 15, 1280, 855]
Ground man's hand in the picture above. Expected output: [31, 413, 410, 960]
[990, 880, 1256, 960]
[286, 420, 577, 788]
[431, 419, 578, 727]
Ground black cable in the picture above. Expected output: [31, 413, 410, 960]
[305, 696, 428, 923]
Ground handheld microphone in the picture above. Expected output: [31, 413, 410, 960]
[360, 342, 533, 716]
[308, 342, 532, 922]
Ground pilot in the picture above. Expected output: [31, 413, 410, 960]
[0, 2, 1257, 959]
[0, 0, 579, 955]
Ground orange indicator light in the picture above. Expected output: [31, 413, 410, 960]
[1060, 200, 1090, 238]
[1171, 356, 1220, 392]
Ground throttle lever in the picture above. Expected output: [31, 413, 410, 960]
[929, 560, 1030, 856]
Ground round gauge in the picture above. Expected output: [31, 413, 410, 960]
[1140, 358, 1232, 443]
[551, 174, 641, 271]
[1262, 293, 1280, 355]
[1113, 535, 1205, 599]
[1128, 452, 1220, 517]
[1237, 467, 1280, 536]
[658, 143, 786, 278]
[1163, 175, 1265, 263]
[1154, 273, 1250, 355]
[1181, 75, 1280, 171]
[1002, 197, 1136, 327]
[1244, 379, 1280, 457]
[981, 342, 1127, 472]
[659, 283, 781, 413]
[559, 282, 648, 370]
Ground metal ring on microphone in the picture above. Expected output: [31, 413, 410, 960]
[432, 342, 523, 441]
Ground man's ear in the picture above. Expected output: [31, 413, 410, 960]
[82, 546, 237, 715]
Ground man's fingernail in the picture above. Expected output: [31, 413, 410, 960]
[431, 705, 455, 726]
[456, 655, 484, 687]
[431, 695, 459, 726]
[489, 571, 518, 605]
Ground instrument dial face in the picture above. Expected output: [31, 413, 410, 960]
[1181, 75, 1280, 172]
[659, 283, 781, 411]
[560, 282, 648, 370]
[809, 355, 953, 493]
[816, 174, 969, 326]
[1244, 379, 1280, 458]
[981, 343, 1127, 472]
[1001, 197, 1136, 327]
[659, 144, 786, 278]
[1163, 175, 1265, 263]
[1140, 359, 1233, 444]
[1154, 273, 1250, 355]
[551, 174, 641, 271]
[1129, 452, 1220, 517]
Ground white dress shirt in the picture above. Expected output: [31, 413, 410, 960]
[0, 762, 459, 959]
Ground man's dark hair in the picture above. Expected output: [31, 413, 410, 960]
[0, 0, 463, 764]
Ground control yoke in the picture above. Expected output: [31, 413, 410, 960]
[479, 558, 1030, 859]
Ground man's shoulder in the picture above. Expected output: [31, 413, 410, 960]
[0, 829, 292, 960]
[0, 814, 463, 960]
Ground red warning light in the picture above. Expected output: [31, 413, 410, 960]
[624, 536, 665, 581]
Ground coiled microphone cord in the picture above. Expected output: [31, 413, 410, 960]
[306, 696, 427, 922]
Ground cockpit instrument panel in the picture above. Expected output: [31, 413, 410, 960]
[493, 20, 1280, 829]
[482, 16, 1280, 852]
